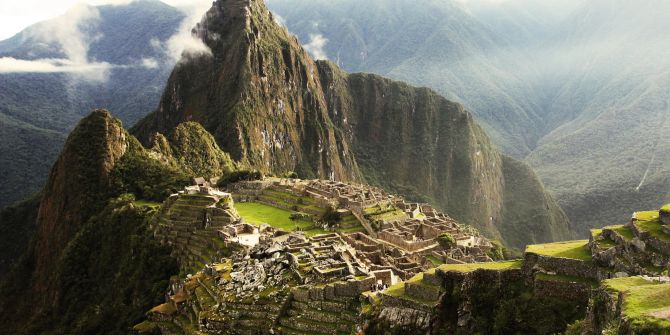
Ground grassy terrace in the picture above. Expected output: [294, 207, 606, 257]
[384, 272, 441, 306]
[436, 260, 523, 273]
[427, 255, 443, 266]
[607, 224, 635, 240]
[591, 229, 617, 249]
[634, 210, 659, 221]
[633, 218, 670, 243]
[134, 200, 161, 209]
[236, 202, 328, 236]
[603, 277, 670, 331]
[526, 240, 592, 261]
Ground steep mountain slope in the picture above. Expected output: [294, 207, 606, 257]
[134, 0, 571, 247]
[0, 0, 184, 208]
[267, 0, 670, 234]
[0, 109, 245, 334]
[526, 0, 670, 234]
[265, 0, 581, 158]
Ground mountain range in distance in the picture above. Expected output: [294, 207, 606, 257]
[2, 0, 670, 243]
[266, 0, 670, 234]
[2, 0, 670, 334]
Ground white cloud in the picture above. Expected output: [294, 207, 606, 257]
[303, 34, 328, 60]
[0, 0, 218, 77]
[33, 4, 100, 63]
[140, 57, 159, 69]
[0, 57, 112, 81]
[162, 0, 213, 62]
[0, 4, 113, 81]
[273, 13, 286, 26]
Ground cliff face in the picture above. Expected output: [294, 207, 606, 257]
[133, 0, 361, 181]
[32, 110, 127, 297]
[133, 0, 570, 247]
[0, 110, 197, 334]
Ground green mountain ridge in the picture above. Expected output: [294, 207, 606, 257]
[0, 0, 185, 209]
[266, 0, 670, 235]
[134, 0, 570, 248]
[0, 109, 245, 333]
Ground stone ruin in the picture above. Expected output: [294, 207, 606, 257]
[140, 177, 501, 334]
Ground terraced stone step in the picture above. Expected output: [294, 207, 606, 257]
[279, 317, 351, 334]
[278, 324, 330, 335]
[292, 300, 349, 313]
[287, 306, 357, 323]
[225, 302, 283, 313]
[226, 309, 277, 320]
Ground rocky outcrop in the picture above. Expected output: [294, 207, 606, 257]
[133, 0, 571, 247]
[0, 110, 186, 334]
[133, 0, 362, 182]
[32, 110, 127, 299]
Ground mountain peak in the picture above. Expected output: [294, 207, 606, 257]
[32, 109, 127, 294]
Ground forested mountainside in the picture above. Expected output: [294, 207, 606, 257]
[0, 0, 184, 208]
[133, 0, 570, 248]
[0, 109, 238, 334]
[266, 0, 670, 234]
[4, 0, 670, 334]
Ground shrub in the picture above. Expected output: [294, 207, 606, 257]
[437, 232, 456, 249]
[321, 206, 342, 225]
[289, 212, 312, 221]
[217, 169, 263, 187]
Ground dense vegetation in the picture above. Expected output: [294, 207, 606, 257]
[268, 0, 670, 234]
[0, 0, 184, 209]
[35, 196, 177, 334]
[0, 111, 214, 334]
[0, 194, 40, 276]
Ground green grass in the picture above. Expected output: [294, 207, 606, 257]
[236, 202, 326, 235]
[634, 219, 670, 244]
[606, 225, 634, 240]
[427, 255, 443, 266]
[603, 276, 654, 292]
[590, 229, 616, 249]
[591, 228, 615, 249]
[661, 205, 670, 213]
[134, 200, 161, 209]
[603, 277, 670, 331]
[526, 240, 592, 261]
[437, 260, 522, 273]
[634, 211, 659, 221]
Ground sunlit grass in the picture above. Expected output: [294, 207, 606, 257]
[526, 240, 592, 260]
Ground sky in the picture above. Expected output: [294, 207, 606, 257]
[0, 0, 207, 40]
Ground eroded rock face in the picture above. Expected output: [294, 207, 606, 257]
[133, 0, 571, 247]
[33, 109, 128, 297]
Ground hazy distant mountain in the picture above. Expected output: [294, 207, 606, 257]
[0, 0, 184, 208]
[526, 0, 670, 234]
[267, 0, 670, 234]
[266, 0, 583, 158]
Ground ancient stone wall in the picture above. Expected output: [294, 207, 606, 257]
[523, 253, 605, 280]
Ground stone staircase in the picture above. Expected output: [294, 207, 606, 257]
[590, 217, 670, 276]
[154, 193, 239, 274]
[278, 294, 360, 335]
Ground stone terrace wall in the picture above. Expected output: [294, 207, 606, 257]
[533, 278, 591, 302]
[523, 253, 607, 280]
[630, 221, 670, 256]
[378, 231, 436, 252]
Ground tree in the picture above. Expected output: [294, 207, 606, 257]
[437, 232, 456, 249]
[320, 206, 342, 225]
